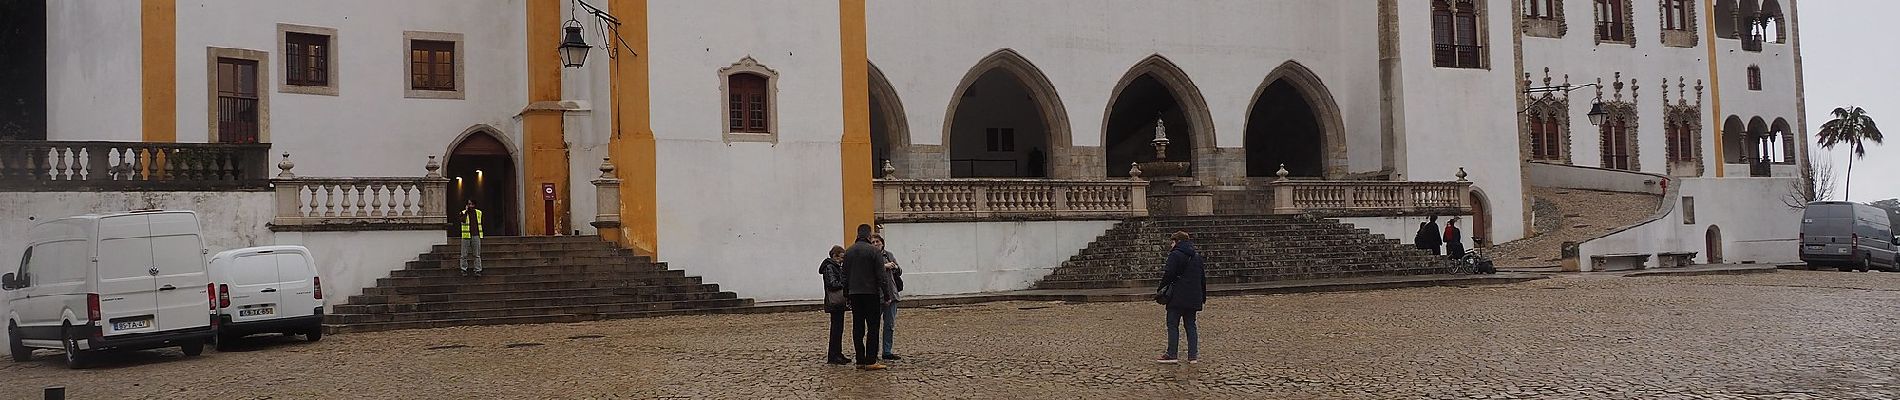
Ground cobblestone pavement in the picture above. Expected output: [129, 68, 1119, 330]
[3, 270, 1896, 399]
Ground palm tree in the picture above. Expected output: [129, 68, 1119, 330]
[1816, 106, 1884, 201]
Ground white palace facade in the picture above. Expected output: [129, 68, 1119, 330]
[2, 0, 1808, 305]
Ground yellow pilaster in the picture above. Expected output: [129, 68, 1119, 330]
[838, 0, 874, 243]
[609, 0, 659, 255]
[524, 0, 569, 235]
[141, 0, 176, 142]
[1703, 0, 1726, 177]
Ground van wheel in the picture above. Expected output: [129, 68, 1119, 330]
[180, 339, 204, 357]
[8, 322, 30, 362]
[61, 325, 90, 369]
[303, 327, 323, 343]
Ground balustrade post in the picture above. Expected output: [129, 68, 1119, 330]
[1400, 185, 1417, 214]
[270, 153, 303, 226]
[589, 157, 623, 243]
[1052, 184, 1071, 216]
[1129, 182, 1149, 217]
[971, 184, 992, 218]
[419, 156, 448, 225]
[877, 180, 903, 219]
[1342, 185, 1359, 211]
[1271, 183, 1294, 214]
[85, 145, 109, 181]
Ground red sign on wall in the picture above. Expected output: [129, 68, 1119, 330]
[542, 183, 557, 201]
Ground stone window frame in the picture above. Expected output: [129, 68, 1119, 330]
[718, 56, 780, 144]
[1521, 0, 1568, 38]
[1593, 0, 1637, 47]
[276, 23, 339, 96]
[1658, 0, 1699, 48]
[1662, 104, 1705, 177]
[1523, 96, 1573, 164]
[206, 47, 271, 143]
[1681, 196, 1695, 224]
[403, 31, 465, 100]
[1432, 0, 1492, 70]
[1597, 101, 1641, 171]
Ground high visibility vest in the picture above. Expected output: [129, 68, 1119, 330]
[461, 209, 484, 238]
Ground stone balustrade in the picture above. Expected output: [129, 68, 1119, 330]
[1268, 179, 1474, 217]
[269, 154, 450, 231]
[0, 140, 272, 191]
[874, 178, 1148, 222]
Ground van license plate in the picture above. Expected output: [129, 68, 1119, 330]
[239, 307, 275, 317]
[113, 319, 151, 331]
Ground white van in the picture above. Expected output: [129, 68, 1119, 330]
[3, 210, 215, 368]
[208, 245, 325, 348]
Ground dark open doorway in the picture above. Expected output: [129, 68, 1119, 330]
[446, 131, 518, 237]
[0, 0, 48, 140]
[1104, 74, 1194, 177]
[1244, 80, 1324, 178]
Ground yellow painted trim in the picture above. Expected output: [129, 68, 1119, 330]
[838, 0, 874, 243]
[609, 0, 658, 255]
[1703, 0, 1725, 177]
[141, 0, 176, 142]
[524, 0, 569, 235]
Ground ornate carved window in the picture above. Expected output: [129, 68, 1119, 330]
[1659, 0, 1698, 48]
[1521, 0, 1567, 38]
[1594, 74, 1640, 171]
[1527, 100, 1570, 163]
[1663, 105, 1703, 177]
[1594, 0, 1635, 45]
[1434, 0, 1487, 69]
[1747, 65, 1762, 91]
[719, 57, 779, 143]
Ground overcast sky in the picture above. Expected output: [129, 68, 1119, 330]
[1801, 1, 1897, 203]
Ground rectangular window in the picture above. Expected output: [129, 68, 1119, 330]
[285, 32, 328, 86]
[986, 128, 1016, 152]
[1596, 0, 1627, 42]
[216, 57, 260, 144]
[410, 40, 456, 91]
[1747, 67, 1763, 91]
[726, 73, 769, 133]
[1601, 121, 1630, 170]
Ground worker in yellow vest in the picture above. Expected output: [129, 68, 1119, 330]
[460, 199, 484, 276]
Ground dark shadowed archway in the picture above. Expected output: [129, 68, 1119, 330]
[445, 127, 519, 237]
[868, 62, 910, 178]
[1102, 55, 1215, 178]
[941, 49, 1072, 178]
[1244, 61, 1346, 179]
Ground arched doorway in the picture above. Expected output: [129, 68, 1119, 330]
[445, 128, 518, 237]
[1245, 61, 1345, 179]
[1705, 225, 1724, 264]
[1470, 189, 1492, 248]
[942, 49, 1070, 178]
[1103, 55, 1215, 178]
[868, 62, 910, 178]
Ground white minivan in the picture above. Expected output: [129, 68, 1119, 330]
[208, 245, 325, 348]
[3, 210, 216, 368]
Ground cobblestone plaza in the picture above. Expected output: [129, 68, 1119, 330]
[4, 270, 1894, 399]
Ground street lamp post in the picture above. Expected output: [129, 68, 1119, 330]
[1521, 83, 1608, 126]
[559, 0, 634, 69]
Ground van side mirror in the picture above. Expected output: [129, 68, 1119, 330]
[0, 273, 15, 290]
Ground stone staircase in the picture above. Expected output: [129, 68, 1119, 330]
[1035, 215, 1453, 289]
[324, 236, 751, 334]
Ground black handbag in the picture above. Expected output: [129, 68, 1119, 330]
[824, 289, 848, 309]
[1154, 283, 1173, 305]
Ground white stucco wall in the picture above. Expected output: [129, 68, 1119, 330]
[643, 2, 847, 301]
[270, 230, 445, 312]
[867, 0, 1387, 174]
[881, 220, 1118, 297]
[1526, 162, 1667, 194]
[1578, 177, 1802, 269]
[46, 0, 142, 142]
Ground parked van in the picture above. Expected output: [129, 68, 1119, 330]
[1800, 201, 1900, 272]
[3, 210, 215, 368]
[208, 245, 325, 348]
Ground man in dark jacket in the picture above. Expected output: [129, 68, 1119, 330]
[1157, 231, 1206, 364]
[842, 224, 892, 370]
[1415, 216, 1443, 255]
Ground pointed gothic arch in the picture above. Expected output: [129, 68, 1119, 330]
[941, 49, 1074, 178]
[1102, 54, 1217, 178]
[1244, 60, 1348, 179]
[444, 125, 520, 237]
[867, 62, 911, 178]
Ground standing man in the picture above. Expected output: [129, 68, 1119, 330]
[1157, 231, 1206, 364]
[873, 234, 904, 361]
[1415, 216, 1443, 256]
[459, 200, 484, 277]
[843, 224, 892, 370]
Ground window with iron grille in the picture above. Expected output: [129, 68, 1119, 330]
[1529, 110, 1566, 161]
[1747, 66, 1762, 91]
[1524, 0, 1557, 18]
[1432, 0, 1485, 69]
[410, 40, 456, 91]
[727, 73, 769, 133]
[1662, 0, 1692, 31]
[1595, 0, 1630, 43]
[1600, 118, 1632, 170]
[216, 57, 260, 144]
[285, 32, 328, 87]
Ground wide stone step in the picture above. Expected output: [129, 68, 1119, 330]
[346, 284, 725, 306]
[334, 291, 740, 314]
[469, 235, 620, 244]
[372, 270, 688, 288]
[387, 264, 671, 278]
[325, 298, 752, 324]
[428, 241, 620, 253]
[360, 275, 705, 296]
[1045, 261, 1446, 281]
[405, 255, 652, 269]
[321, 305, 760, 334]
[1064, 249, 1439, 265]
[1036, 267, 1453, 289]
[417, 249, 633, 261]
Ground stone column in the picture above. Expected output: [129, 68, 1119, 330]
[419, 156, 449, 226]
[590, 157, 623, 244]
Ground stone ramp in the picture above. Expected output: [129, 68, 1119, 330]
[324, 236, 751, 334]
[1034, 215, 1454, 290]
[1483, 187, 1662, 268]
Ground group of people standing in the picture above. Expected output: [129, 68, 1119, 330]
[819, 224, 905, 370]
[1414, 216, 1468, 258]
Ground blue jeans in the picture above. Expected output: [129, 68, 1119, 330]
[1166, 308, 1199, 359]
[881, 302, 898, 356]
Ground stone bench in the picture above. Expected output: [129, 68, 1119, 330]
[1656, 251, 1699, 268]
[1590, 253, 1652, 271]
